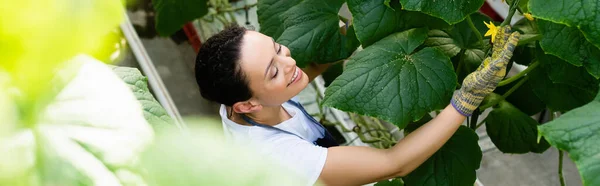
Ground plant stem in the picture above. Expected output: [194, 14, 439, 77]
[466, 16, 484, 47]
[517, 34, 542, 46]
[475, 119, 486, 129]
[479, 93, 503, 110]
[500, 0, 520, 27]
[559, 150, 566, 186]
[215, 14, 230, 26]
[372, 117, 394, 141]
[502, 76, 528, 99]
[227, 12, 238, 24]
[470, 109, 480, 130]
[322, 120, 352, 132]
[498, 60, 539, 87]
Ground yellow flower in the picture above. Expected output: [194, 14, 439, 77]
[523, 13, 534, 21]
[484, 21, 498, 43]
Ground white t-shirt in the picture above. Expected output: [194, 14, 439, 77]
[219, 100, 328, 186]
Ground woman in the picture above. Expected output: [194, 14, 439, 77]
[195, 25, 519, 186]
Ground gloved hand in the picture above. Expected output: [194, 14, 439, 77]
[451, 26, 520, 116]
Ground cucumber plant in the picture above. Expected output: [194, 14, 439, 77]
[255, 0, 600, 185]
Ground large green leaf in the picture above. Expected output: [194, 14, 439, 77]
[510, 19, 538, 66]
[271, 0, 360, 67]
[398, 0, 485, 24]
[112, 66, 175, 132]
[537, 20, 600, 78]
[529, 0, 600, 49]
[529, 61, 597, 112]
[347, 0, 401, 47]
[152, 0, 208, 36]
[485, 100, 549, 153]
[323, 28, 456, 129]
[538, 88, 600, 186]
[425, 13, 491, 58]
[494, 80, 545, 116]
[347, 0, 448, 47]
[375, 178, 403, 186]
[510, 44, 536, 66]
[424, 13, 491, 82]
[538, 51, 599, 92]
[403, 126, 482, 186]
[0, 56, 154, 185]
[257, 0, 303, 40]
[0, 0, 123, 108]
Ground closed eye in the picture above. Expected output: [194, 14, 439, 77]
[277, 44, 282, 54]
[272, 67, 278, 79]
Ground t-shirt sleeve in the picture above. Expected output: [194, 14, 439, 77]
[265, 135, 328, 186]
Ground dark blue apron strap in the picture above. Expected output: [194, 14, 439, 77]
[287, 100, 339, 147]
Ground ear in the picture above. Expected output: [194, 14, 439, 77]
[232, 100, 262, 114]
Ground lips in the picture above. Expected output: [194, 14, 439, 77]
[287, 67, 301, 86]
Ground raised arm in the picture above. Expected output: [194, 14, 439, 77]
[320, 104, 465, 185]
[317, 26, 520, 186]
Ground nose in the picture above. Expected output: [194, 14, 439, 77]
[281, 46, 296, 73]
[283, 58, 295, 74]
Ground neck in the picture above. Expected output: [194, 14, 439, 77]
[230, 104, 291, 126]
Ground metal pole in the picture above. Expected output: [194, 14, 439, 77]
[120, 12, 187, 130]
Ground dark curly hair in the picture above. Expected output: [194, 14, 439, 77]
[195, 25, 251, 106]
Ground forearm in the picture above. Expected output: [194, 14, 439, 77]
[387, 104, 466, 176]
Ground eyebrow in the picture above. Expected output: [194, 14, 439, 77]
[264, 38, 277, 79]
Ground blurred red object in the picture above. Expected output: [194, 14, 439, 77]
[183, 22, 201, 53]
[480, 1, 504, 22]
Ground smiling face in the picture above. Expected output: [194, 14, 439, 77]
[238, 31, 309, 107]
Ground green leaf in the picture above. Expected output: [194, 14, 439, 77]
[510, 19, 538, 66]
[485, 100, 549, 153]
[112, 66, 175, 132]
[403, 126, 482, 186]
[529, 60, 597, 112]
[538, 88, 600, 186]
[347, 0, 450, 47]
[1, 0, 123, 108]
[399, 0, 485, 24]
[537, 20, 600, 78]
[323, 28, 456, 129]
[537, 50, 599, 92]
[152, 0, 208, 36]
[384, 0, 392, 8]
[375, 178, 403, 186]
[510, 45, 536, 66]
[529, 0, 600, 49]
[494, 80, 545, 116]
[425, 13, 491, 57]
[272, 0, 360, 67]
[322, 62, 344, 87]
[0, 56, 154, 185]
[257, 0, 303, 40]
[347, 0, 401, 47]
[424, 13, 491, 82]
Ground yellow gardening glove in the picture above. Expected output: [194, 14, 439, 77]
[451, 26, 520, 116]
